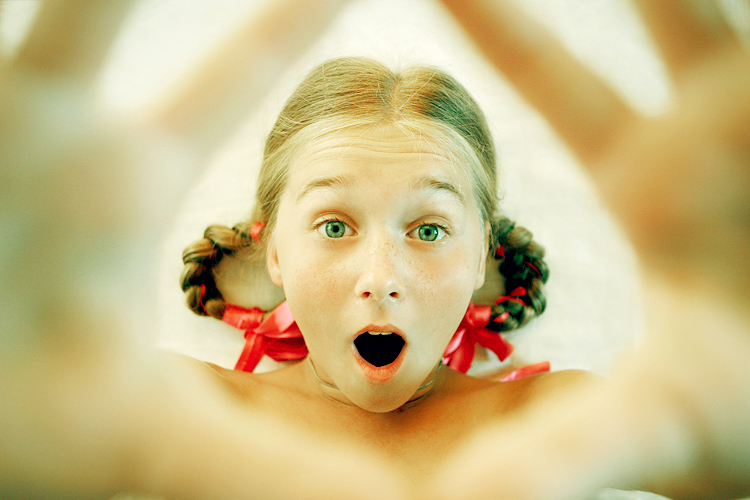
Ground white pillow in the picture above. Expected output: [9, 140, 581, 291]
[139, 0, 668, 376]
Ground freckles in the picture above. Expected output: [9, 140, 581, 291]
[295, 256, 345, 302]
[318, 268, 340, 298]
[424, 250, 478, 301]
[410, 256, 457, 304]
[413, 265, 441, 301]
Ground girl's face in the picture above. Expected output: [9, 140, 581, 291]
[267, 124, 488, 412]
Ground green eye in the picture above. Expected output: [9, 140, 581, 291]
[324, 220, 347, 238]
[417, 224, 442, 242]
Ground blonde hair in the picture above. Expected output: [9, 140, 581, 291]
[253, 57, 497, 239]
[182, 57, 548, 332]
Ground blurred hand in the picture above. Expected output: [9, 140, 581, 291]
[432, 0, 750, 498]
[0, 1, 406, 499]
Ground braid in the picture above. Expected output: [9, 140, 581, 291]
[487, 216, 549, 332]
[180, 222, 257, 320]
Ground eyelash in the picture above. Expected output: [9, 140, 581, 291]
[314, 217, 354, 239]
[313, 217, 450, 242]
[408, 222, 449, 242]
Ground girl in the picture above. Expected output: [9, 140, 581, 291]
[179, 57, 593, 485]
[9, 1, 747, 498]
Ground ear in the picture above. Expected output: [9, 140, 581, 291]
[266, 238, 284, 287]
[474, 221, 491, 290]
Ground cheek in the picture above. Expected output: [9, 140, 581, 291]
[276, 242, 350, 330]
[414, 245, 482, 320]
[295, 265, 343, 308]
[279, 250, 328, 301]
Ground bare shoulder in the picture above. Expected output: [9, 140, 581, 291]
[491, 369, 604, 414]
[524, 369, 603, 395]
[169, 353, 264, 402]
[529, 370, 604, 391]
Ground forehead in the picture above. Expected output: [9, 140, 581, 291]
[286, 124, 474, 198]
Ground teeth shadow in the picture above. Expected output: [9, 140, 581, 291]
[354, 334, 405, 367]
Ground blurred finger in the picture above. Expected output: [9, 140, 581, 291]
[429, 374, 692, 500]
[146, 0, 349, 161]
[13, 0, 135, 84]
[633, 0, 739, 79]
[438, 0, 636, 163]
[594, 48, 750, 302]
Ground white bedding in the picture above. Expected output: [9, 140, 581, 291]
[136, 0, 666, 376]
[0, 2, 680, 499]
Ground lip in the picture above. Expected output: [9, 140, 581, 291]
[354, 324, 406, 338]
[351, 324, 407, 384]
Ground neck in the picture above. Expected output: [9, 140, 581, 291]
[306, 357, 444, 410]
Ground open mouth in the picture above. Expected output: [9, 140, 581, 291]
[353, 332, 406, 367]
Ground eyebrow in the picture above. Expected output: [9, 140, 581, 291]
[296, 174, 467, 205]
[296, 175, 355, 203]
[410, 177, 467, 206]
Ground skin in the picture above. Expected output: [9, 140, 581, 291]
[205, 123, 596, 490]
[15, 0, 749, 497]
[430, 1, 750, 499]
[269, 123, 487, 412]
[2, 2, 409, 499]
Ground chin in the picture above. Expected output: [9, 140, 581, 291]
[350, 392, 414, 414]
[345, 374, 432, 413]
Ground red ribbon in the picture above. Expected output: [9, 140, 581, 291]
[495, 286, 527, 307]
[226, 300, 527, 375]
[525, 261, 542, 278]
[442, 302, 515, 373]
[226, 301, 308, 372]
[499, 361, 551, 382]
[250, 221, 264, 243]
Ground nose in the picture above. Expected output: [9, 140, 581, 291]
[354, 236, 405, 303]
